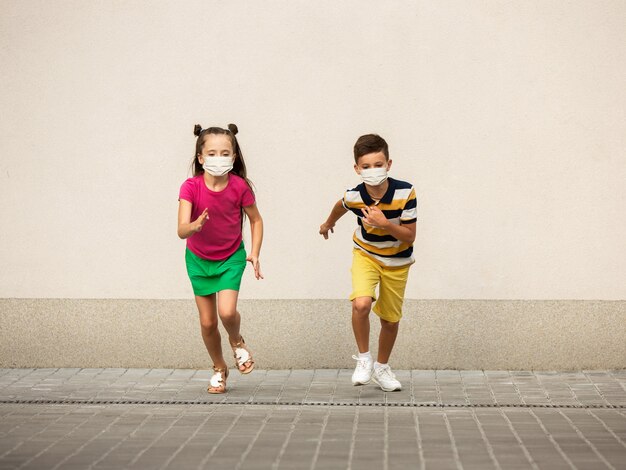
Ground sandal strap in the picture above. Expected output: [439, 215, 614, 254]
[231, 336, 246, 348]
[210, 367, 227, 388]
[231, 337, 254, 367]
[233, 347, 251, 365]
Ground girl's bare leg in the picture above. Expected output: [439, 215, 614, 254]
[216, 290, 242, 343]
[195, 294, 227, 370]
[217, 289, 249, 372]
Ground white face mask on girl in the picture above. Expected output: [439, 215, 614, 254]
[359, 167, 388, 186]
[202, 156, 234, 176]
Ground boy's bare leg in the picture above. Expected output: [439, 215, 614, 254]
[351, 297, 372, 353]
[377, 318, 399, 364]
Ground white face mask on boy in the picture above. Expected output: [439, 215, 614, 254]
[359, 167, 388, 186]
[202, 156, 234, 177]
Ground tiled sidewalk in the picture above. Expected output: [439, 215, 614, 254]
[1, 369, 625, 469]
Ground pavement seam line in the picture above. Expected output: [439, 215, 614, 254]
[411, 405, 426, 470]
[528, 409, 577, 469]
[587, 409, 626, 450]
[271, 407, 303, 469]
[471, 408, 504, 470]
[498, 408, 539, 470]
[442, 411, 463, 470]
[558, 409, 617, 470]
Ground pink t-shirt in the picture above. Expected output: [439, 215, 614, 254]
[179, 174, 255, 260]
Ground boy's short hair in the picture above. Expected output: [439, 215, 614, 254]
[353, 134, 389, 163]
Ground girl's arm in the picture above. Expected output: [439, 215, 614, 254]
[177, 200, 208, 239]
[319, 199, 348, 239]
[243, 203, 264, 280]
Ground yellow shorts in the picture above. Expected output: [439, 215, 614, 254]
[349, 249, 410, 323]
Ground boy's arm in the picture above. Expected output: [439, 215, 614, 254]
[386, 221, 416, 244]
[361, 206, 416, 244]
[319, 199, 348, 239]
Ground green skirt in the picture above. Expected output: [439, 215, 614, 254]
[185, 243, 247, 296]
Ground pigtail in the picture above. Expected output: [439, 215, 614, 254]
[191, 124, 205, 175]
[226, 124, 254, 194]
[225, 124, 254, 230]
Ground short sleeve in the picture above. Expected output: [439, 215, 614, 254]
[400, 187, 417, 223]
[179, 178, 195, 203]
[341, 191, 348, 210]
[241, 182, 255, 207]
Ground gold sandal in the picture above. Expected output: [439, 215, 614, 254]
[207, 366, 228, 394]
[231, 337, 255, 374]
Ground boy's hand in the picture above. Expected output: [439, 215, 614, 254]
[319, 222, 335, 239]
[361, 206, 388, 228]
[193, 208, 209, 232]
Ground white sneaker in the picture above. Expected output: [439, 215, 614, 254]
[372, 364, 402, 391]
[351, 355, 373, 385]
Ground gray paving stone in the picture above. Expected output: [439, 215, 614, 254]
[0, 369, 625, 469]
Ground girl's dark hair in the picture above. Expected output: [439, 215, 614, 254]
[353, 134, 389, 163]
[192, 123, 254, 194]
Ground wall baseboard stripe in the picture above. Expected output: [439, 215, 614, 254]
[1, 299, 624, 370]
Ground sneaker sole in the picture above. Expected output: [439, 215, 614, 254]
[372, 377, 401, 392]
[352, 379, 371, 386]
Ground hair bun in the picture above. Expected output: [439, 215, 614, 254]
[193, 124, 203, 137]
[227, 123, 238, 135]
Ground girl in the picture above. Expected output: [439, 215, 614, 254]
[178, 123, 263, 394]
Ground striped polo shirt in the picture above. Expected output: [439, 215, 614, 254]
[342, 178, 417, 267]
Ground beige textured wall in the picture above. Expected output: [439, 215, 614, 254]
[1, 1, 624, 301]
[1, 299, 624, 370]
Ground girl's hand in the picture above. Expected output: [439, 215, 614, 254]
[246, 255, 264, 280]
[319, 222, 335, 239]
[361, 206, 388, 228]
[193, 208, 209, 232]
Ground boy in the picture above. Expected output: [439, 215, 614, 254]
[319, 134, 417, 391]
